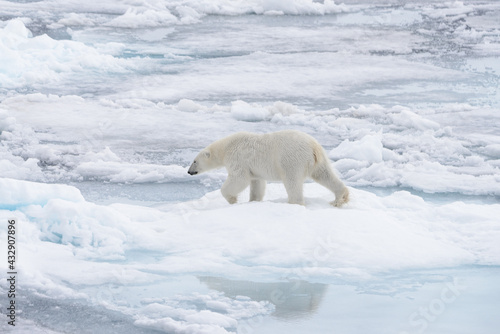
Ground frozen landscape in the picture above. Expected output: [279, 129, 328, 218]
[0, 0, 499, 333]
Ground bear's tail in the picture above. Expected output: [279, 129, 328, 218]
[312, 141, 326, 165]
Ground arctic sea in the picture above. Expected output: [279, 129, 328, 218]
[1, 0, 499, 333]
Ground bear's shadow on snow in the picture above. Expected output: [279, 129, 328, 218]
[198, 276, 328, 320]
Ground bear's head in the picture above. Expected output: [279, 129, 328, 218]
[187, 149, 215, 175]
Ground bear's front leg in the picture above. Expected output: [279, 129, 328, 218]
[282, 177, 305, 205]
[221, 175, 250, 204]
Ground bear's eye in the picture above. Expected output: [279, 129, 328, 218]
[194, 160, 197, 164]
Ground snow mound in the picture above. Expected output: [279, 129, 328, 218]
[107, 8, 179, 28]
[231, 100, 305, 122]
[135, 292, 273, 334]
[0, 19, 131, 89]
[330, 134, 385, 164]
[231, 100, 270, 122]
[0, 178, 83, 209]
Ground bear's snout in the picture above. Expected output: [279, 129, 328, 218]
[187, 163, 198, 175]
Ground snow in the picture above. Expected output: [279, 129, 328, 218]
[1, 0, 500, 333]
[2, 93, 498, 195]
[2, 176, 500, 277]
[421, 1, 475, 20]
[1, 178, 500, 331]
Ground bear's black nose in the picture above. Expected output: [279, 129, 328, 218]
[188, 171, 198, 175]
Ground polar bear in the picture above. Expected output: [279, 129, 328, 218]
[187, 130, 349, 207]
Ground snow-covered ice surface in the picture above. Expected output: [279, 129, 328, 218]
[1, 0, 499, 333]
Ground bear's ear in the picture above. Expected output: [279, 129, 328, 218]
[204, 151, 211, 158]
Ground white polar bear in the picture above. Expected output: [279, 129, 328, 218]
[188, 130, 349, 207]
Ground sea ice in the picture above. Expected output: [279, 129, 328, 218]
[1, 1, 499, 332]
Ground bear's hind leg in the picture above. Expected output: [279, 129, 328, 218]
[311, 164, 349, 207]
[221, 175, 250, 204]
[250, 179, 266, 202]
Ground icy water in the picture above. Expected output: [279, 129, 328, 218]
[1, 0, 500, 333]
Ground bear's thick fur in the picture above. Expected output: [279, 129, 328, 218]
[188, 130, 349, 206]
